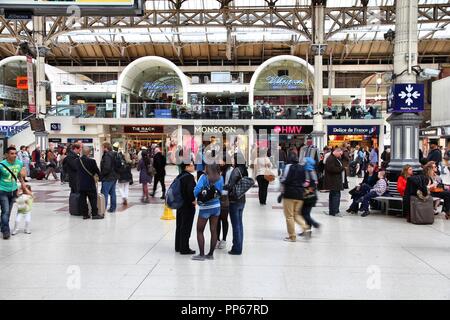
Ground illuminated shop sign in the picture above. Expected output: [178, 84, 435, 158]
[266, 76, 304, 90]
[194, 126, 240, 134]
[255, 125, 313, 134]
[124, 126, 164, 134]
[420, 129, 439, 136]
[143, 81, 177, 92]
[327, 125, 379, 135]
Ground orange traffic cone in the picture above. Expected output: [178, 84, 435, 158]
[161, 205, 176, 220]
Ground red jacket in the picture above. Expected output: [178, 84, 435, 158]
[397, 176, 407, 197]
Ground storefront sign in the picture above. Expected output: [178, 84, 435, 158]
[50, 123, 61, 131]
[143, 81, 177, 92]
[26, 55, 36, 113]
[266, 76, 304, 90]
[16, 76, 27, 90]
[327, 125, 379, 135]
[387, 83, 424, 113]
[49, 138, 62, 143]
[255, 125, 313, 135]
[67, 138, 93, 144]
[194, 126, 242, 134]
[124, 126, 164, 134]
[420, 128, 438, 136]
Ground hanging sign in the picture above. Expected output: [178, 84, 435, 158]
[26, 55, 36, 113]
[387, 83, 424, 113]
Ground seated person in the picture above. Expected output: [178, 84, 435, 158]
[397, 165, 413, 197]
[424, 161, 450, 218]
[347, 163, 378, 214]
[347, 170, 388, 217]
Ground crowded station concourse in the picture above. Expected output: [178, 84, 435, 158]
[0, 0, 449, 303]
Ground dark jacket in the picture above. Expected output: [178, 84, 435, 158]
[63, 150, 80, 191]
[179, 171, 196, 209]
[227, 165, 249, 204]
[324, 154, 344, 191]
[362, 172, 379, 188]
[78, 155, 100, 192]
[117, 153, 132, 183]
[278, 149, 287, 162]
[282, 163, 306, 200]
[153, 152, 167, 176]
[427, 148, 442, 165]
[100, 151, 118, 182]
[403, 174, 429, 216]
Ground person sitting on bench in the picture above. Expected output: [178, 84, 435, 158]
[346, 163, 378, 214]
[424, 161, 450, 219]
[397, 165, 413, 197]
[347, 170, 388, 217]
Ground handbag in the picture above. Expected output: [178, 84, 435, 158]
[229, 168, 254, 200]
[264, 168, 275, 182]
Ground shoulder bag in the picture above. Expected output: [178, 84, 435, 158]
[229, 168, 255, 200]
[0, 163, 22, 196]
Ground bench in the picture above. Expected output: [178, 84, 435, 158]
[374, 181, 443, 215]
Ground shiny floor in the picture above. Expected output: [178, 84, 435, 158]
[0, 166, 449, 300]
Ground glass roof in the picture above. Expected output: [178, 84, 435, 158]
[13, 0, 450, 45]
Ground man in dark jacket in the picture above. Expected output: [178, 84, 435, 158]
[151, 147, 167, 199]
[175, 160, 197, 255]
[78, 147, 102, 220]
[280, 156, 309, 242]
[324, 148, 345, 217]
[427, 144, 442, 174]
[63, 143, 81, 193]
[404, 174, 429, 223]
[100, 142, 118, 213]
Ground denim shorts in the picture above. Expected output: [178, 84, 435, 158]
[198, 208, 220, 219]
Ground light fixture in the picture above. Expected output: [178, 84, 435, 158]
[376, 77, 382, 85]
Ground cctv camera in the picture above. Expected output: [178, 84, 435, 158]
[420, 68, 441, 78]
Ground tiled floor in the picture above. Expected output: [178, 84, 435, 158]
[1, 166, 449, 300]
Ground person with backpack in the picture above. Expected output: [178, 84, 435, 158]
[150, 147, 166, 199]
[100, 142, 119, 213]
[192, 164, 224, 261]
[137, 150, 153, 203]
[173, 160, 197, 255]
[225, 152, 251, 255]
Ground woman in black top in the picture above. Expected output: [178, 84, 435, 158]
[175, 160, 197, 255]
[347, 163, 378, 214]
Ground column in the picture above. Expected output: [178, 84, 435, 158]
[387, 0, 422, 180]
[177, 125, 183, 147]
[311, 2, 326, 151]
[248, 124, 254, 164]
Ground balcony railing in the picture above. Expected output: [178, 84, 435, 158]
[45, 103, 382, 120]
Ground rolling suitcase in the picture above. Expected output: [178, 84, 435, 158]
[69, 192, 81, 216]
[36, 170, 45, 180]
[97, 192, 106, 217]
[410, 196, 434, 225]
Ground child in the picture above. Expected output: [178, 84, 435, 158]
[12, 184, 33, 235]
[192, 164, 224, 261]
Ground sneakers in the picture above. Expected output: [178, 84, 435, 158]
[205, 255, 214, 260]
[361, 211, 370, 217]
[192, 255, 206, 261]
[217, 240, 227, 249]
[25, 229, 31, 234]
[303, 230, 312, 240]
[12, 228, 19, 235]
[283, 237, 296, 242]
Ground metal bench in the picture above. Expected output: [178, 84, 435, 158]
[375, 181, 443, 215]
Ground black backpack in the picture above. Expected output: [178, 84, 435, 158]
[114, 152, 125, 172]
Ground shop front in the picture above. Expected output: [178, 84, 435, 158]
[327, 125, 380, 149]
[253, 125, 313, 150]
[419, 127, 444, 157]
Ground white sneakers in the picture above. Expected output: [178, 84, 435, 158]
[11, 224, 31, 235]
[216, 240, 227, 249]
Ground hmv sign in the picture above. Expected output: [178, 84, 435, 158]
[256, 125, 313, 135]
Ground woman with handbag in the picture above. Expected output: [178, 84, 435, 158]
[253, 148, 272, 205]
[424, 161, 450, 219]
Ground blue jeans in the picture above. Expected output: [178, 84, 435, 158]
[329, 190, 341, 215]
[360, 191, 379, 212]
[101, 181, 117, 211]
[0, 191, 16, 234]
[229, 202, 245, 254]
[278, 161, 286, 176]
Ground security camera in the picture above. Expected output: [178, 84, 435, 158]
[420, 68, 441, 78]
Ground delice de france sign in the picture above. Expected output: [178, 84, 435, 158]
[387, 83, 424, 113]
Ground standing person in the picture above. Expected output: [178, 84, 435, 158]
[299, 135, 319, 165]
[138, 150, 152, 203]
[78, 147, 103, 220]
[280, 153, 310, 241]
[19, 146, 30, 181]
[369, 147, 379, 167]
[341, 143, 351, 189]
[45, 147, 58, 180]
[57, 147, 67, 184]
[427, 143, 442, 175]
[0, 147, 26, 239]
[31, 145, 42, 170]
[174, 160, 197, 255]
[381, 146, 391, 170]
[277, 145, 287, 176]
[324, 148, 345, 217]
[117, 151, 133, 206]
[192, 164, 224, 261]
[151, 148, 167, 199]
[195, 145, 206, 181]
[100, 142, 118, 213]
[227, 152, 249, 255]
[63, 143, 81, 194]
[253, 148, 272, 205]
[11, 184, 33, 235]
[217, 156, 233, 250]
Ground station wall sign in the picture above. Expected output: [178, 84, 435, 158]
[154, 109, 172, 118]
[50, 123, 61, 131]
[49, 138, 62, 143]
[124, 126, 164, 134]
[387, 83, 424, 113]
[67, 138, 93, 144]
[420, 128, 439, 137]
[327, 125, 379, 136]
[194, 126, 244, 134]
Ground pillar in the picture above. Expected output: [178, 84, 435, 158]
[248, 124, 254, 163]
[311, 2, 326, 151]
[387, 0, 422, 180]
